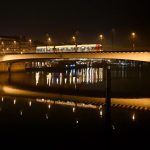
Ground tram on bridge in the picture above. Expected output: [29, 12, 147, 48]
[36, 44, 102, 53]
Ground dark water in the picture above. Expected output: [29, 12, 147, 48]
[0, 64, 150, 149]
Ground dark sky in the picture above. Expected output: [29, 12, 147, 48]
[0, 0, 149, 45]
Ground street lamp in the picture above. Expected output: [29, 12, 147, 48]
[72, 36, 77, 52]
[29, 39, 32, 52]
[14, 40, 17, 52]
[98, 34, 104, 51]
[47, 37, 51, 45]
[72, 36, 76, 43]
[99, 34, 103, 43]
[131, 32, 136, 50]
[29, 39, 32, 44]
[1, 41, 4, 53]
[46, 37, 52, 52]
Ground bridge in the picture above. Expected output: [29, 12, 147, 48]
[0, 51, 150, 72]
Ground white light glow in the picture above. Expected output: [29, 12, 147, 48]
[29, 101, 32, 107]
[46, 114, 49, 119]
[14, 99, 16, 105]
[48, 104, 51, 109]
[73, 107, 75, 113]
[132, 113, 135, 121]
[35, 72, 40, 86]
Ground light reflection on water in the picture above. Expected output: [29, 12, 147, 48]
[0, 64, 150, 148]
[43, 67, 104, 87]
[0, 95, 150, 148]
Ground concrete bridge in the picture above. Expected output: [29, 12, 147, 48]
[0, 51, 150, 72]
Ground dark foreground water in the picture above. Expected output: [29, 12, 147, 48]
[0, 63, 150, 149]
[0, 96, 150, 149]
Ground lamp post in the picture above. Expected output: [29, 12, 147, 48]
[99, 34, 103, 43]
[131, 32, 136, 50]
[72, 36, 77, 52]
[46, 37, 51, 52]
[13, 40, 17, 52]
[29, 39, 32, 52]
[1, 41, 4, 53]
[47, 37, 51, 45]
[99, 34, 104, 51]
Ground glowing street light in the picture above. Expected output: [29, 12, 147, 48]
[72, 36, 77, 51]
[28, 39, 32, 52]
[29, 39, 32, 44]
[99, 34, 103, 43]
[47, 37, 51, 45]
[1, 41, 4, 46]
[13, 40, 17, 52]
[72, 36, 76, 42]
[14, 40, 17, 45]
[131, 32, 136, 38]
[1, 41, 4, 53]
[131, 32, 136, 50]
[46, 37, 52, 52]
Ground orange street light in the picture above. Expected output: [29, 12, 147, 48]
[47, 37, 51, 45]
[131, 32, 136, 50]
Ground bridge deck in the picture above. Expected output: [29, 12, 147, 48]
[0, 51, 150, 62]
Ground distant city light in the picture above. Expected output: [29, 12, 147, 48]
[76, 120, 79, 124]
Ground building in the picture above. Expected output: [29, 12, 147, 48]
[0, 36, 36, 53]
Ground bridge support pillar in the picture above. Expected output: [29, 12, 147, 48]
[10, 62, 26, 72]
[8, 63, 12, 72]
[0, 62, 11, 72]
[0, 62, 26, 72]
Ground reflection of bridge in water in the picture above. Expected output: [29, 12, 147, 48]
[1, 84, 150, 111]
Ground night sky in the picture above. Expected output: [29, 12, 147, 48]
[0, 0, 149, 46]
